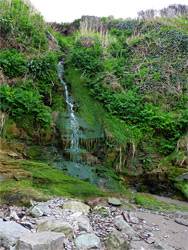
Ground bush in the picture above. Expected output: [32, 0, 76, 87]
[0, 49, 28, 78]
[0, 17, 13, 36]
[0, 83, 52, 128]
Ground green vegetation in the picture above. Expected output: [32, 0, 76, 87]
[0, 0, 62, 140]
[133, 193, 188, 212]
[0, 159, 108, 206]
[0, 0, 188, 203]
[64, 14, 188, 160]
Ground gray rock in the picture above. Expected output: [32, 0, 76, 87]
[121, 201, 137, 211]
[76, 215, 92, 232]
[175, 173, 188, 182]
[105, 229, 130, 250]
[128, 212, 139, 224]
[62, 201, 90, 213]
[114, 215, 138, 237]
[75, 233, 101, 249]
[108, 197, 122, 206]
[93, 206, 111, 217]
[37, 218, 73, 238]
[153, 240, 174, 249]
[0, 221, 29, 246]
[175, 218, 188, 227]
[16, 231, 65, 250]
[28, 204, 51, 218]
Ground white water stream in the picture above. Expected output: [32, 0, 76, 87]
[58, 61, 80, 162]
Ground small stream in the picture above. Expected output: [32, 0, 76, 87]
[53, 62, 125, 193]
[58, 61, 80, 163]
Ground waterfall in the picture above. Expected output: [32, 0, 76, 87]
[58, 61, 80, 163]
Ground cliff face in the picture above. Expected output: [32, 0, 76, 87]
[0, 1, 188, 201]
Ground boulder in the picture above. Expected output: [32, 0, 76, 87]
[28, 204, 51, 218]
[114, 215, 138, 237]
[75, 215, 92, 232]
[16, 231, 65, 250]
[0, 221, 29, 247]
[37, 218, 73, 238]
[85, 196, 108, 208]
[93, 206, 111, 217]
[175, 218, 188, 227]
[62, 201, 90, 213]
[75, 233, 101, 249]
[108, 197, 122, 206]
[105, 229, 130, 250]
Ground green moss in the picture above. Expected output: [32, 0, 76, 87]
[121, 190, 188, 212]
[65, 66, 106, 125]
[174, 181, 188, 199]
[0, 159, 108, 206]
[26, 146, 43, 159]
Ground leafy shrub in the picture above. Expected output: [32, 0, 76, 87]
[0, 83, 52, 127]
[69, 44, 103, 76]
[0, 17, 13, 36]
[0, 49, 28, 78]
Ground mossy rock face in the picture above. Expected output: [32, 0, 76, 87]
[25, 146, 43, 160]
[174, 181, 188, 199]
[3, 122, 29, 140]
[0, 158, 108, 206]
[0, 186, 50, 207]
[0, 137, 27, 159]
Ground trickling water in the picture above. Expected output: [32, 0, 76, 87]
[58, 61, 80, 162]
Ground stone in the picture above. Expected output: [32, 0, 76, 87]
[75, 215, 92, 232]
[37, 218, 73, 238]
[28, 204, 51, 218]
[105, 229, 130, 250]
[0, 221, 29, 246]
[146, 237, 155, 244]
[75, 233, 101, 249]
[85, 196, 108, 208]
[93, 206, 111, 217]
[62, 201, 90, 213]
[16, 231, 65, 250]
[121, 201, 137, 211]
[108, 197, 122, 206]
[114, 215, 138, 237]
[153, 240, 174, 249]
[128, 212, 139, 224]
[10, 211, 20, 221]
[175, 218, 188, 227]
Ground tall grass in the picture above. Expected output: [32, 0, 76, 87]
[76, 17, 116, 48]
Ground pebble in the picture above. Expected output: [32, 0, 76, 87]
[0, 197, 188, 250]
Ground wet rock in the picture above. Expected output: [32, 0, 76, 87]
[37, 218, 73, 238]
[105, 229, 130, 250]
[108, 197, 122, 206]
[27, 204, 51, 218]
[175, 218, 188, 227]
[16, 231, 65, 250]
[62, 201, 90, 213]
[93, 206, 111, 217]
[0, 221, 29, 247]
[114, 215, 138, 237]
[75, 233, 101, 249]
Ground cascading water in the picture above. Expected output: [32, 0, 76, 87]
[51, 62, 122, 192]
[58, 61, 80, 163]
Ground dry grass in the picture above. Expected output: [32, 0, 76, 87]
[76, 17, 116, 48]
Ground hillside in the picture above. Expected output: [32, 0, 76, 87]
[0, 0, 188, 208]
